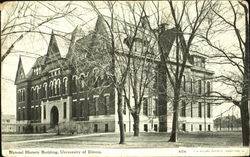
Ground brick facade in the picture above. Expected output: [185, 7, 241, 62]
[15, 16, 214, 134]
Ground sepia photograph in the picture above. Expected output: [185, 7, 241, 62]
[1, 1, 249, 156]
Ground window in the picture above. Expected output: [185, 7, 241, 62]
[190, 79, 193, 93]
[182, 123, 186, 131]
[23, 108, 25, 120]
[198, 80, 202, 94]
[153, 98, 158, 116]
[17, 109, 21, 120]
[72, 102, 77, 117]
[105, 95, 110, 115]
[191, 102, 193, 118]
[22, 89, 25, 101]
[63, 102, 67, 118]
[182, 75, 186, 91]
[72, 76, 77, 93]
[94, 124, 98, 132]
[93, 96, 99, 115]
[105, 124, 108, 132]
[207, 103, 211, 118]
[181, 101, 186, 117]
[198, 102, 202, 118]
[193, 79, 196, 93]
[143, 98, 148, 116]
[79, 101, 84, 117]
[208, 125, 211, 131]
[63, 78, 68, 94]
[191, 124, 193, 131]
[199, 125, 202, 131]
[44, 105, 46, 119]
[35, 107, 39, 120]
[154, 124, 157, 132]
[207, 82, 210, 96]
[43, 84, 47, 98]
[144, 124, 148, 132]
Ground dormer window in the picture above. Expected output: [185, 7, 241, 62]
[33, 66, 41, 76]
[49, 68, 60, 77]
[193, 56, 205, 68]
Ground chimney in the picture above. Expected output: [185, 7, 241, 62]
[159, 23, 168, 32]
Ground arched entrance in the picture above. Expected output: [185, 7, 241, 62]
[50, 106, 59, 128]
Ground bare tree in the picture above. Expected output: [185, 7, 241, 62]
[202, 0, 249, 146]
[142, 0, 214, 142]
[1, 1, 75, 62]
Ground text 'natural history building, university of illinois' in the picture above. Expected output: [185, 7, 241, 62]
[15, 15, 214, 133]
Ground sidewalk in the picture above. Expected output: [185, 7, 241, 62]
[4, 132, 116, 144]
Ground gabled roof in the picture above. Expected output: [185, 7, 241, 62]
[14, 56, 26, 84]
[45, 30, 61, 63]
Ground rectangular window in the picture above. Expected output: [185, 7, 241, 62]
[72, 102, 76, 117]
[190, 79, 193, 93]
[18, 109, 21, 120]
[198, 102, 202, 118]
[23, 108, 25, 120]
[94, 97, 99, 115]
[208, 125, 211, 131]
[191, 124, 193, 131]
[154, 124, 157, 132]
[143, 98, 148, 116]
[35, 107, 39, 120]
[153, 98, 158, 116]
[181, 101, 186, 117]
[207, 82, 210, 96]
[199, 124, 202, 131]
[207, 103, 211, 118]
[44, 105, 46, 119]
[94, 124, 98, 132]
[79, 101, 83, 117]
[105, 95, 110, 115]
[198, 80, 202, 94]
[191, 102, 193, 118]
[105, 124, 108, 132]
[182, 123, 186, 131]
[144, 124, 148, 132]
[63, 102, 67, 118]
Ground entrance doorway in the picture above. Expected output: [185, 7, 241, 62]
[50, 106, 59, 128]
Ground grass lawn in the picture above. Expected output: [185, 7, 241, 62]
[2, 131, 243, 149]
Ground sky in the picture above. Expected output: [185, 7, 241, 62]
[1, 1, 244, 118]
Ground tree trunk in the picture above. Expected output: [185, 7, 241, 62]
[169, 91, 180, 142]
[132, 113, 140, 136]
[117, 90, 125, 144]
[240, 101, 249, 146]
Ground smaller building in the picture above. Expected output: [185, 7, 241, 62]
[2, 114, 16, 133]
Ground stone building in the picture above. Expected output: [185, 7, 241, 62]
[15, 16, 214, 133]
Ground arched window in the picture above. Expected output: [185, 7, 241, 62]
[57, 79, 61, 95]
[62, 77, 68, 94]
[72, 76, 77, 93]
[53, 80, 57, 95]
[36, 87, 39, 100]
[79, 75, 84, 91]
[49, 81, 53, 97]
[43, 83, 47, 98]
[22, 89, 25, 101]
